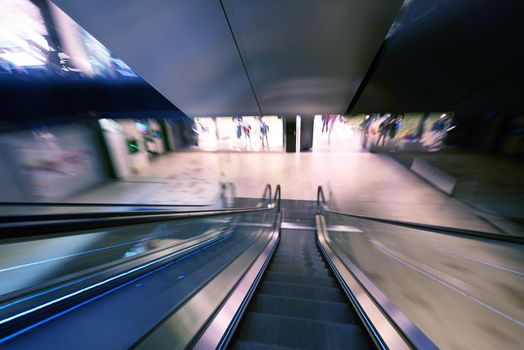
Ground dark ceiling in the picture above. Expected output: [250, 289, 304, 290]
[350, 0, 524, 114]
[8, 0, 524, 119]
[52, 0, 404, 116]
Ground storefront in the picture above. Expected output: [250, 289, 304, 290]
[193, 116, 284, 152]
[99, 118, 169, 176]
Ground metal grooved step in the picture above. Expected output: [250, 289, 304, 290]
[232, 200, 370, 350]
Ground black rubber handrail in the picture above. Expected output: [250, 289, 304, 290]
[0, 201, 212, 208]
[316, 186, 523, 244]
[273, 185, 281, 212]
[0, 196, 229, 209]
[193, 211, 282, 349]
[316, 214, 437, 350]
[0, 184, 274, 224]
[0, 186, 283, 345]
[0, 185, 279, 240]
[0, 228, 230, 341]
[0, 208, 272, 240]
[261, 184, 272, 202]
[317, 185, 326, 208]
[0, 206, 265, 224]
[0, 182, 239, 209]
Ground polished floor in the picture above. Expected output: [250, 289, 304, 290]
[138, 149, 497, 233]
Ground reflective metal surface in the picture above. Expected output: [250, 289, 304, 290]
[1, 208, 277, 349]
[193, 212, 280, 349]
[316, 214, 427, 350]
[52, 0, 403, 116]
[321, 209, 524, 349]
[52, 0, 260, 116]
[223, 0, 403, 115]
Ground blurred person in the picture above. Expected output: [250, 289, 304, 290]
[389, 114, 403, 142]
[242, 121, 252, 149]
[360, 115, 372, 148]
[212, 117, 220, 141]
[322, 115, 329, 133]
[376, 118, 390, 147]
[425, 114, 451, 151]
[259, 118, 270, 150]
[328, 114, 337, 146]
[233, 117, 242, 140]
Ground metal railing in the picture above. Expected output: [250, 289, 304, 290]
[273, 184, 281, 212]
[316, 183, 522, 349]
[0, 184, 280, 239]
[316, 185, 326, 209]
[316, 186, 523, 244]
[0, 185, 283, 344]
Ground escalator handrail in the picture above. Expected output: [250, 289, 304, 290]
[0, 183, 273, 224]
[317, 185, 326, 208]
[0, 201, 215, 208]
[316, 186, 523, 244]
[0, 206, 268, 224]
[273, 184, 281, 212]
[0, 207, 271, 240]
[0, 181, 237, 209]
[0, 184, 279, 240]
[193, 206, 282, 350]
[0, 229, 231, 343]
[316, 214, 437, 350]
[0, 187, 282, 345]
[194, 185, 279, 349]
[261, 184, 272, 202]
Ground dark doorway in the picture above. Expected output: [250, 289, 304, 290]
[285, 119, 296, 152]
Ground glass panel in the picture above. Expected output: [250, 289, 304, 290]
[0, 208, 276, 348]
[323, 211, 524, 349]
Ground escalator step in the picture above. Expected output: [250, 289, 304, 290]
[233, 341, 295, 350]
[271, 259, 324, 266]
[270, 258, 325, 267]
[264, 271, 338, 288]
[272, 254, 323, 262]
[276, 243, 317, 248]
[274, 251, 321, 256]
[267, 265, 330, 277]
[269, 262, 326, 271]
[237, 313, 369, 350]
[271, 254, 324, 261]
[268, 261, 328, 271]
[250, 294, 356, 324]
[258, 281, 346, 303]
[275, 250, 320, 257]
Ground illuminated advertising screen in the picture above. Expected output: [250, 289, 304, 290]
[0, 0, 140, 81]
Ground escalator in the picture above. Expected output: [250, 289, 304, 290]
[233, 200, 370, 349]
[0, 185, 431, 349]
[0, 186, 279, 349]
[195, 188, 432, 350]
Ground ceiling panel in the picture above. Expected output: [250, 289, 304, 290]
[222, 0, 403, 115]
[52, 0, 261, 116]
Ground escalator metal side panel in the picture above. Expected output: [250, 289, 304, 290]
[192, 213, 282, 350]
[0, 231, 228, 342]
[316, 214, 436, 350]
